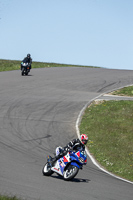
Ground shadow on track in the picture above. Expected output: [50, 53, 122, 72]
[51, 174, 91, 183]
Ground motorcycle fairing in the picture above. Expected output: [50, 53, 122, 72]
[51, 160, 63, 175]
[58, 153, 70, 174]
[51, 153, 70, 175]
[70, 150, 87, 165]
[50, 148, 87, 176]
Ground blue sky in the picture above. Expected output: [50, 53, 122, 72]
[0, 0, 133, 70]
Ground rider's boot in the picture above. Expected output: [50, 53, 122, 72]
[50, 154, 61, 166]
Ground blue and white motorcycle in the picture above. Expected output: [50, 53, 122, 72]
[42, 146, 87, 181]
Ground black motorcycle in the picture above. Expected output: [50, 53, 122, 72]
[21, 62, 30, 76]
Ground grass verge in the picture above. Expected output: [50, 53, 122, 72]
[0, 59, 98, 72]
[0, 196, 20, 200]
[80, 100, 133, 181]
[111, 86, 133, 97]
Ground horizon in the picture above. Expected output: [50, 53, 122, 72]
[0, 0, 133, 70]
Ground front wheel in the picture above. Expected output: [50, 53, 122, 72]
[63, 165, 79, 181]
[42, 162, 54, 176]
[21, 68, 24, 76]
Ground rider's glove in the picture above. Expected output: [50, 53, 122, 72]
[65, 146, 73, 152]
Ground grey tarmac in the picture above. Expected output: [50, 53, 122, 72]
[0, 67, 133, 200]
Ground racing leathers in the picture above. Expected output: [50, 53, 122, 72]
[21, 56, 32, 70]
[52, 138, 85, 163]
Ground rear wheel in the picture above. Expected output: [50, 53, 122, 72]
[42, 162, 54, 176]
[63, 165, 79, 181]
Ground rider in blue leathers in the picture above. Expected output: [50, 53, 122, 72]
[51, 134, 88, 165]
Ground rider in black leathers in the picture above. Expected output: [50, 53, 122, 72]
[51, 134, 88, 165]
[21, 54, 32, 71]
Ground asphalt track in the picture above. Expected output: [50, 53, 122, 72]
[0, 67, 133, 200]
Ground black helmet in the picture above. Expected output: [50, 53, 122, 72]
[27, 54, 31, 58]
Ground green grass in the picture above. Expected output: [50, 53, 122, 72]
[0, 60, 20, 71]
[0, 196, 20, 200]
[111, 86, 133, 97]
[0, 59, 98, 72]
[80, 100, 133, 181]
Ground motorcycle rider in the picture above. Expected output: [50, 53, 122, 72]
[21, 54, 32, 71]
[50, 134, 88, 165]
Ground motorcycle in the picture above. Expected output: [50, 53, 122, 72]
[42, 146, 87, 181]
[21, 62, 30, 76]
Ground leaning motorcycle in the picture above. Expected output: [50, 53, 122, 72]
[42, 146, 87, 181]
[21, 62, 30, 76]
